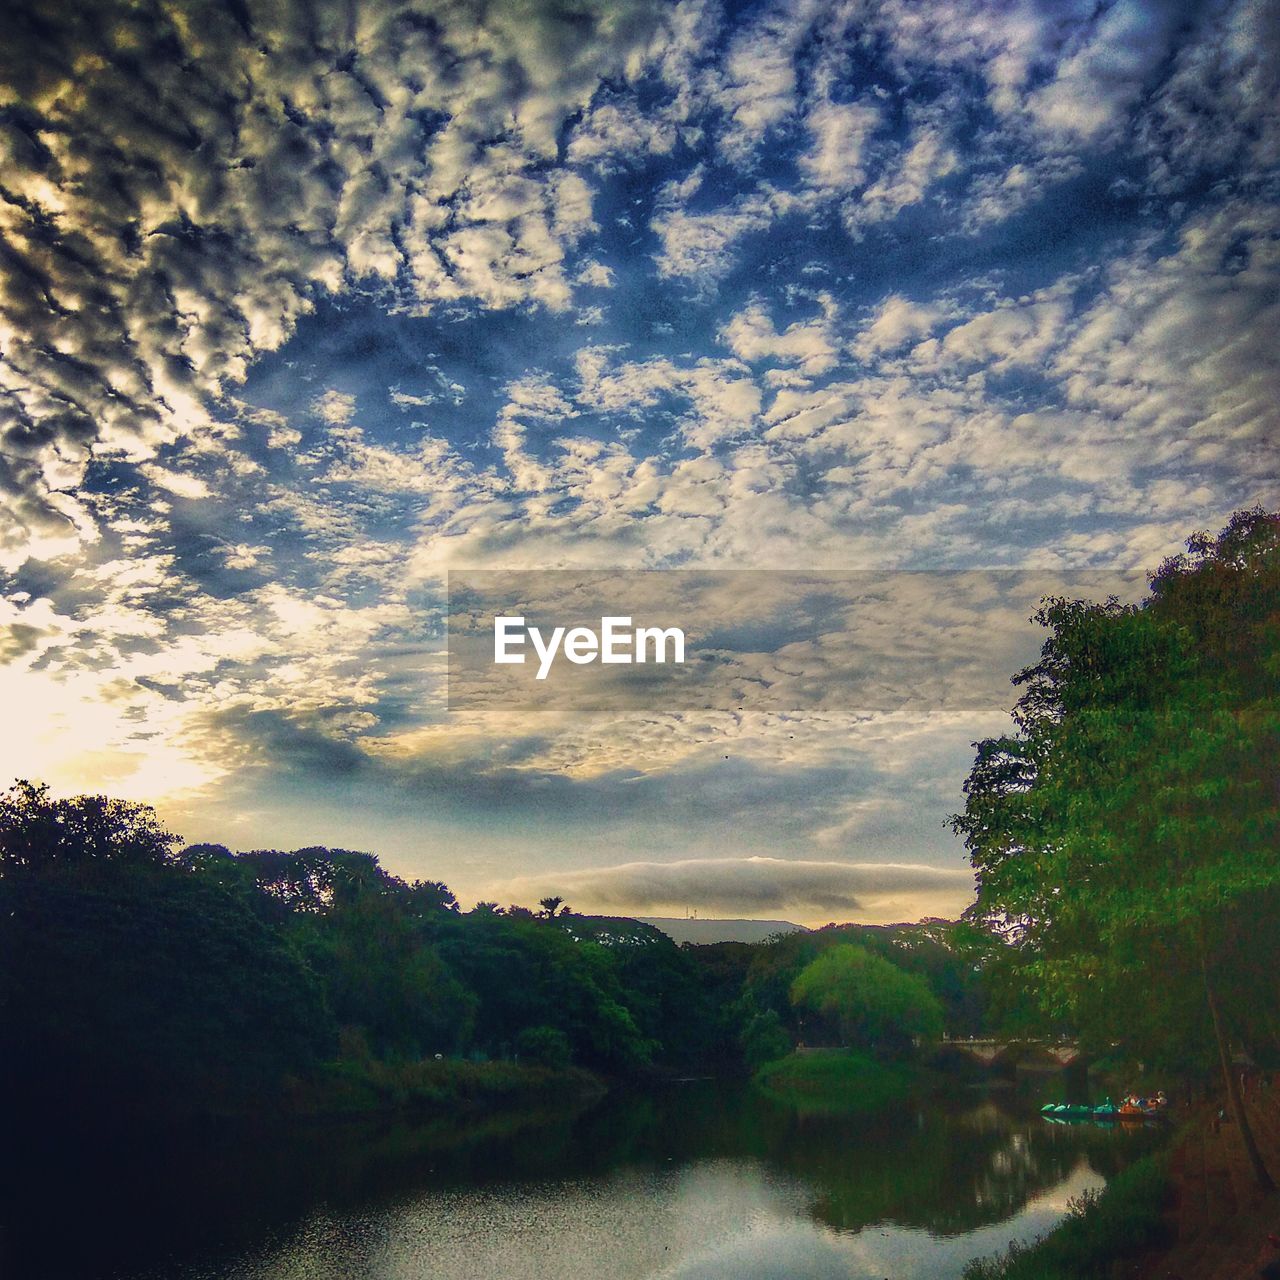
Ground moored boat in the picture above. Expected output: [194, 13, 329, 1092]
[1117, 1092, 1168, 1120]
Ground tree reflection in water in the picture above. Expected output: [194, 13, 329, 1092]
[3, 1082, 1162, 1280]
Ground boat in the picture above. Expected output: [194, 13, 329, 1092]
[1040, 1101, 1094, 1120]
[1117, 1093, 1167, 1120]
[1039, 1097, 1123, 1122]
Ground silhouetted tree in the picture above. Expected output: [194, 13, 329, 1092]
[0, 780, 181, 872]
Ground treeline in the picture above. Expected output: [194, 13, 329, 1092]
[0, 782, 987, 1118]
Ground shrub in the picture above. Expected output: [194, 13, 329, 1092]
[516, 1025, 573, 1069]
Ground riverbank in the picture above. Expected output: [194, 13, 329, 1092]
[961, 1152, 1170, 1279]
[754, 1047, 922, 1114]
[960, 1087, 1280, 1280]
[1132, 1089, 1280, 1279]
[4, 1055, 608, 1147]
[286, 1056, 606, 1119]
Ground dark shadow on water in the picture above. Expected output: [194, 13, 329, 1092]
[0, 1081, 1164, 1280]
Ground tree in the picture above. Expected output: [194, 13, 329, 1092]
[300, 892, 475, 1058]
[538, 895, 565, 919]
[740, 1007, 792, 1069]
[0, 780, 181, 872]
[0, 856, 333, 1104]
[406, 879, 459, 913]
[515, 1025, 572, 1068]
[433, 912, 654, 1070]
[954, 509, 1280, 1189]
[790, 944, 943, 1057]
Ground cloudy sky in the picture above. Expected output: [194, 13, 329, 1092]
[2, 0, 1276, 923]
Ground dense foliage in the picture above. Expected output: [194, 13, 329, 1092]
[953, 507, 1280, 1186]
[791, 944, 944, 1056]
[733, 918, 991, 1060]
[0, 781, 980, 1118]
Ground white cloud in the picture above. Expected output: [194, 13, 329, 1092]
[851, 124, 959, 229]
[138, 464, 213, 500]
[799, 99, 881, 191]
[575, 259, 616, 288]
[927, 297, 1070, 372]
[651, 178, 792, 283]
[710, 0, 815, 160]
[312, 390, 357, 425]
[854, 295, 944, 359]
[567, 96, 679, 168]
[721, 295, 839, 376]
[1023, 0, 1182, 146]
[0, 0, 666, 570]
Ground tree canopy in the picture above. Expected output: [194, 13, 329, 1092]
[790, 943, 943, 1056]
[0, 782, 734, 1108]
[953, 507, 1280, 1186]
[0, 773, 988, 1121]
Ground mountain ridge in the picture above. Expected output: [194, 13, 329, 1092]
[635, 916, 809, 945]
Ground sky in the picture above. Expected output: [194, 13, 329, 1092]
[1, 0, 1276, 924]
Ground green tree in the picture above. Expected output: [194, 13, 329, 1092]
[739, 1007, 792, 1068]
[515, 1024, 572, 1068]
[301, 892, 475, 1058]
[0, 859, 332, 1105]
[0, 780, 181, 871]
[433, 912, 653, 1070]
[790, 944, 943, 1057]
[953, 509, 1280, 1189]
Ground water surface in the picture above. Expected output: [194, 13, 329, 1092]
[4, 1082, 1161, 1279]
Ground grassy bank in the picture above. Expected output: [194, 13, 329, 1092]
[961, 1152, 1170, 1280]
[286, 1056, 606, 1118]
[754, 1048, 921, 1115]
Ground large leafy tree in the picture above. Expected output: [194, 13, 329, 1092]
[953, 509, 1280, 1188]
[0, 783, 332, 1104]
[790, 943, 943, 1057]
[0, 780, 181, 870]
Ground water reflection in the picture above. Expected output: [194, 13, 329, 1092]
[2, 1083, 1161, 1280]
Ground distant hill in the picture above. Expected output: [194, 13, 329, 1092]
[635, 917, 809, 945]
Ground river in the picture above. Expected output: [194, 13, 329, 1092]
[3, 1081, 1162, 1279]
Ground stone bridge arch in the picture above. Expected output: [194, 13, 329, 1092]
[938, 1038, 1093, 1074]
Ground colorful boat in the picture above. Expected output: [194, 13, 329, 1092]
[1118, 1093, 1167, 1120]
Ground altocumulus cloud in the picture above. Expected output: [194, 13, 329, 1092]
[497, 857, 976, 925]
[0, 0, 665, 568]
[2, 0, 1277, 909]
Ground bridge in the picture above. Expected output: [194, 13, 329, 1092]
[940, 1037, 1091, 1070]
